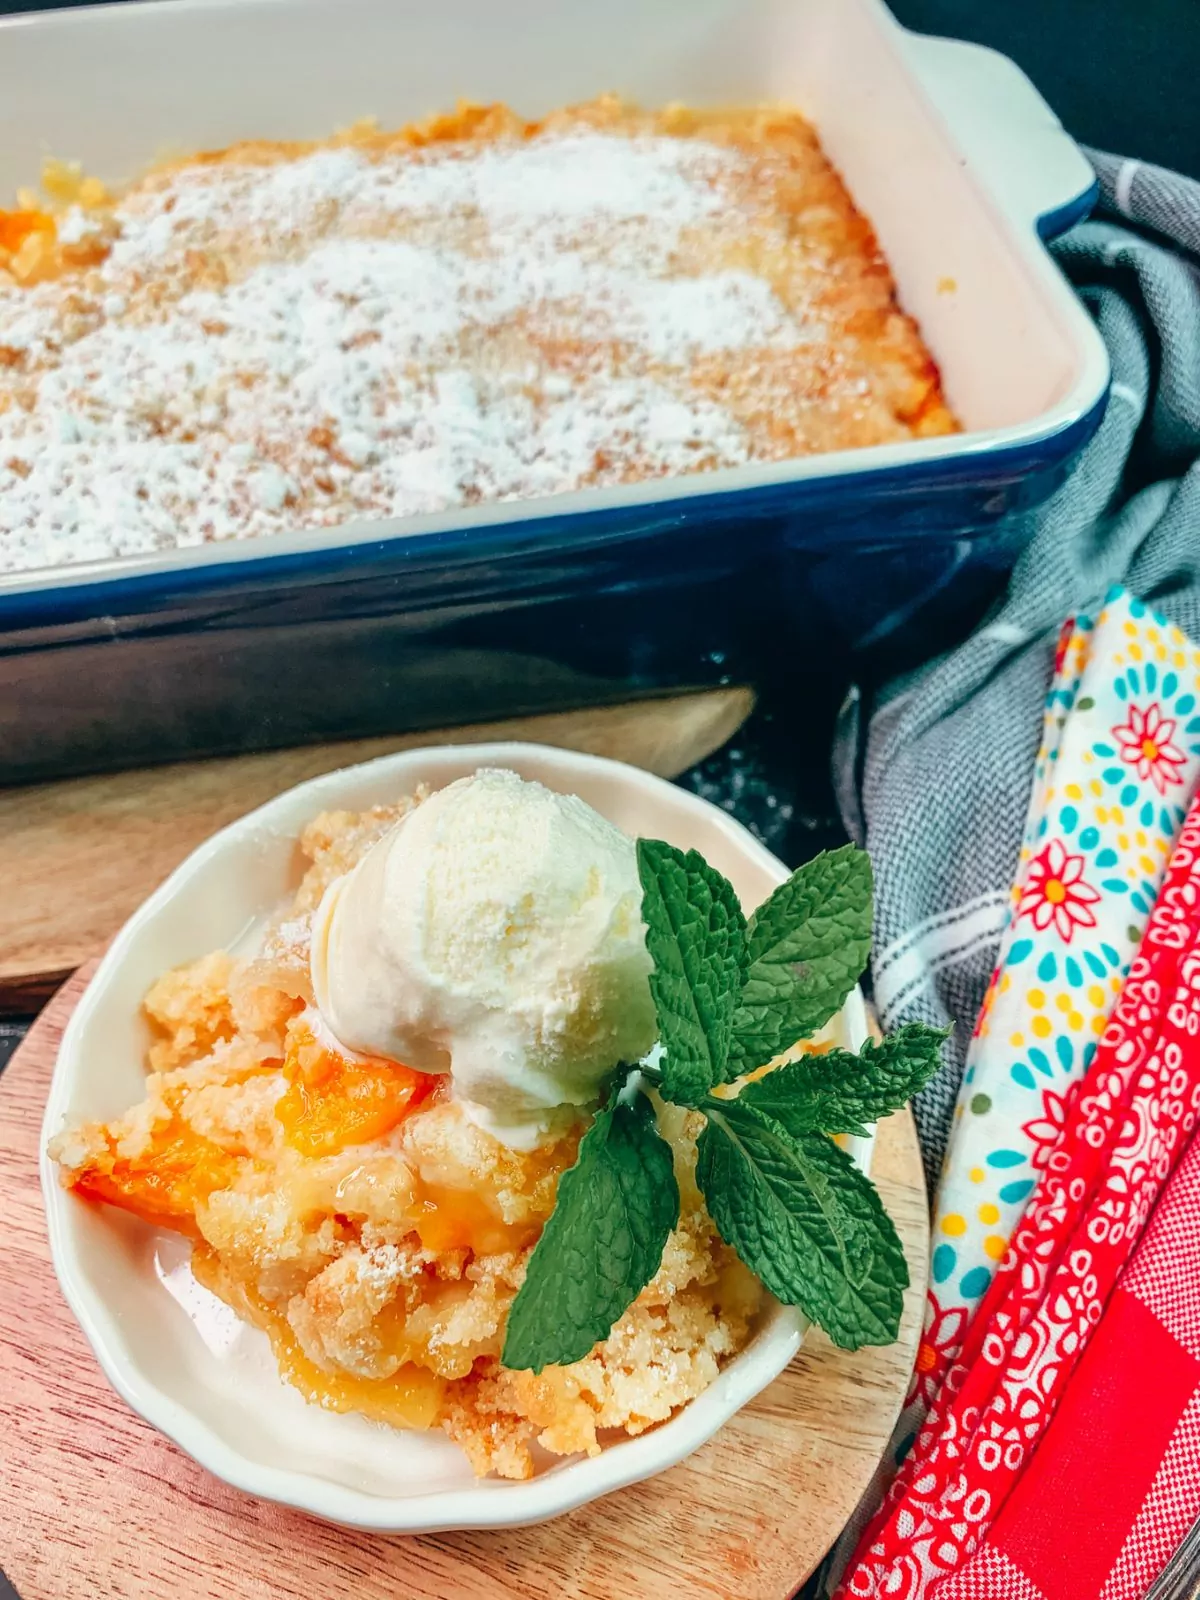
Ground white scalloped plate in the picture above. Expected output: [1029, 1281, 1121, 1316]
[41, 742, 871, 1531]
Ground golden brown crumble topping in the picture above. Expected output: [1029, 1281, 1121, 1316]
[3, 97, 955, 575]
[50, 789, 765, 1478]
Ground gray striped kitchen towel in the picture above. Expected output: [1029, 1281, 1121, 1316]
[835, 151, 1200, 1199]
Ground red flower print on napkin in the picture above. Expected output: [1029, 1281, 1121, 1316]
[1016, 839, 1102, 943]
[1021, 1082, 1082, 1173]
[909, 1295, 968, 1412]
[1112, 701, 1187, 794]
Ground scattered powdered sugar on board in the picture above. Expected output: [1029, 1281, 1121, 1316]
[0, 128, 821, 574]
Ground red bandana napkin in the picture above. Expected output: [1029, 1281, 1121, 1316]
[937, 1117, 1200, 1599]
[838, 799, 1200, 1598]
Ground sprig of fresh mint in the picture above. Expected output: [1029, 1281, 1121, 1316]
[733, 1025, 948, 1140]
[502, 838, 945, 1373]
[696, 1100, 905, 1350]
[637, 839, 747, 1105]
[501, 1080, 679, 1372]
[726, 845, 873, 1081]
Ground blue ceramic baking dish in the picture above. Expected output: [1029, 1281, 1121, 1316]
[0, 0, 1109, 779]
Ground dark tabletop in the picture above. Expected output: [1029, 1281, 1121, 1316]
[879, 0, 1200, 179]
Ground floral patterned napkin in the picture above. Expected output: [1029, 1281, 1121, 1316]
[927, 586, 1200, 1332]
[827, 585, 1200, 1596]
[839, 794, 1200, 1598]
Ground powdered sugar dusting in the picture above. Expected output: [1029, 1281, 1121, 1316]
[353, 1243, 410, 1295]
[0, 117, 938, 575]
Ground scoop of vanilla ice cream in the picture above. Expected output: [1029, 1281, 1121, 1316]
[310, 769, 657, 1146]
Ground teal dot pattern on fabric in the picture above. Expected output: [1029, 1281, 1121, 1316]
[960, 1267, 992, 1299]
[1000, 1179, 1036, 1205]
[932, 1244, 955, 1284]
[1011, 1036, 1088, 1089]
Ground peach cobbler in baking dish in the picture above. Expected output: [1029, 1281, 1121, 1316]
[50, 770, 940, 1478]
[1, 97, 955, 575]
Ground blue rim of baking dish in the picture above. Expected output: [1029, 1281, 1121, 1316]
[0, 393, 1108, 627]
[1037, 176, 1100, 242]
[0, 163, 1109, 627]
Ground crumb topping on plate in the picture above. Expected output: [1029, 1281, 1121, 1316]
[48, 789, 764, 1480]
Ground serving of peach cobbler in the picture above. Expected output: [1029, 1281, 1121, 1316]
[51, 767, 937, 1483]
[49, 776, 764, 1479]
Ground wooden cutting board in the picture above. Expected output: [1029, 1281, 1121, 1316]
[0, 687, 753, 1012]
[0, 969, 927, 1600]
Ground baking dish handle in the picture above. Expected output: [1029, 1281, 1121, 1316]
[901, 32, 1098, 240]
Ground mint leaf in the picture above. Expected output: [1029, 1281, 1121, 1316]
[637, 838, 747, 1106]
[726, 846, 872, 1079]
[702, 1098, 874, 1288]
[502, 1087, 679, 1373]
[738, 1024, 948, 1138]
[696, 1098, 906, 1349]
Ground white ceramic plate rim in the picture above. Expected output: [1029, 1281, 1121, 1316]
[40, 741, 873, 1531]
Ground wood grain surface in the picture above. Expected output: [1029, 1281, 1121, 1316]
[0, 687, 752, 1011]
[0, 968, 927, 1600]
